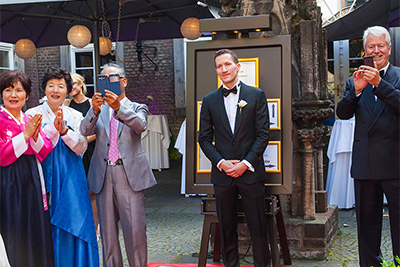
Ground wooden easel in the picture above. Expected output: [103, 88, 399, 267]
[198, 196, 291, 267]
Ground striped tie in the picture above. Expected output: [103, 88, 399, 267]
[108, 116, 119, 163]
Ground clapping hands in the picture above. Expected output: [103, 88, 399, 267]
[24, 114, 43, 142]
[54, 107, 68, 135]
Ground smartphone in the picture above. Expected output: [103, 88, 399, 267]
[97, 74, 108, 96]
[363, 56, 374, 67]
[109, 74, 121, 95]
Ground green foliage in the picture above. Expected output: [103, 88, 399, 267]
[168, 128, 180, 160]
[379, 255, 400, 267]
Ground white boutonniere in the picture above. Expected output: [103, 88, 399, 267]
[237, 100, 247, 114]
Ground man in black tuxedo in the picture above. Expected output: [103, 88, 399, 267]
[337, 26, 400, 267]
[199, 49, 271, 267]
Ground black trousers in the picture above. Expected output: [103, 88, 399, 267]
[214, 178, 271, 267]
[354, 178, 400, 267]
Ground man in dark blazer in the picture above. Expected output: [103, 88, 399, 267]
[80, 63, 157, 267]
[199, 49, 271, 267]
[336, 26, 400, 267]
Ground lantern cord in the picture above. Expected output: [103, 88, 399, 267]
[22, 18, 33, 38]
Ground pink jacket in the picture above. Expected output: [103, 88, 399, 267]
[0, 108, 53, 167]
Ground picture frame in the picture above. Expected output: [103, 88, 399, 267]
[197, 101, 202, 132]
[267, 98, 281, 130]
[197, 142, 212, 173]
[218, 57, 259, 88]
[263, 141, 281, 173]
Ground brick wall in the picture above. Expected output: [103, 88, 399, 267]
[25, 46, 61, 109]
[123, 39, 185, 141]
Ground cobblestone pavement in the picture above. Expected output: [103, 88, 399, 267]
[326, 207, 393, 266]
[98, 159, 395, 267]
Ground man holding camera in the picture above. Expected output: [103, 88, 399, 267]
[336, 26, 400, 266]
[80, 63, 156, 267]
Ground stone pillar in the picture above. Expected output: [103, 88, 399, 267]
[298, 129, 316, 220]
[314, 126, 328, 191]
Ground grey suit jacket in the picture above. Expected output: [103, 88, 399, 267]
[80, 98, 157, 193]
[336, 63, 400, 180]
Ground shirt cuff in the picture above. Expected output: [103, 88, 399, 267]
[242, 160, 255, 172]
[217, 159, 225, 171]
[44, 123, 60, 147]
[30, 134, 44, 153]
[12, 132, 28, 158]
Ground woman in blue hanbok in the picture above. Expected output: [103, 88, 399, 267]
[26, 67, 99, 267]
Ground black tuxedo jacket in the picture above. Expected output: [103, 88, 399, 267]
[336, 63, 400, 180]
[198, 82, 270, 187]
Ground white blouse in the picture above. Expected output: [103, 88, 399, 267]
[26, 101, 88, 156]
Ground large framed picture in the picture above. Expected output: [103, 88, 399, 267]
[263, 141, 281, 173]
[218, 57, 259, 88]
[267, 98, 281, 130]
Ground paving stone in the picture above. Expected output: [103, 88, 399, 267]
[96, 160, 395, 267]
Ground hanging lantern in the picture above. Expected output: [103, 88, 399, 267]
[14, 39, 36, 59]
[180, 17, 202, 40]
[99, 37, 112, 56]
[67, 25, 91, 48]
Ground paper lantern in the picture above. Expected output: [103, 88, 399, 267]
[180, 17, 202, 40]
[99, 37, 112, 56]
[14, 39, 36, 59]
[67, 25, 91, 48]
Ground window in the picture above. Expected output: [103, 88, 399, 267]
[0, 42, 14, 74]
[70, 44, 115, 97]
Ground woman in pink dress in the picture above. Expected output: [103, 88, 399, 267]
[0, 70, 55, 267]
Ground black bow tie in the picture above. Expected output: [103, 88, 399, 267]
[223, 86, 237, 97]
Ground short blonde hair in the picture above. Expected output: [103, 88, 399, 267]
[70, 72, 87, 95]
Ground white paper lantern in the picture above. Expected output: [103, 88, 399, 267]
[67, 25, 91, 48]
[180, 17, 202, 40]
[99, 37, 112, 56]
[14, 39, 36, 59]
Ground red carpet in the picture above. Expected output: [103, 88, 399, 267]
[148, 264, 252, 267]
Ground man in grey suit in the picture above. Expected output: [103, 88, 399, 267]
[80, 63, 157, 267]
[337, 26, 399, 267]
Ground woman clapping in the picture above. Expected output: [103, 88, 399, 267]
[0, 70, 55, 267]
[26, 67, 98, 267]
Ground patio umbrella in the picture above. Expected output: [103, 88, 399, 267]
[0, 0, 220, 47]
[323, 0, 399, 42]
[1, 0, 220, 75]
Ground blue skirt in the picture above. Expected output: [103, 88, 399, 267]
[0, 154, 55, 267]
[42, 139, 99, 267]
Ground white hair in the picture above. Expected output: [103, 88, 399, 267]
[101, 63, 126, 78]
[363, 26, 391, 49]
